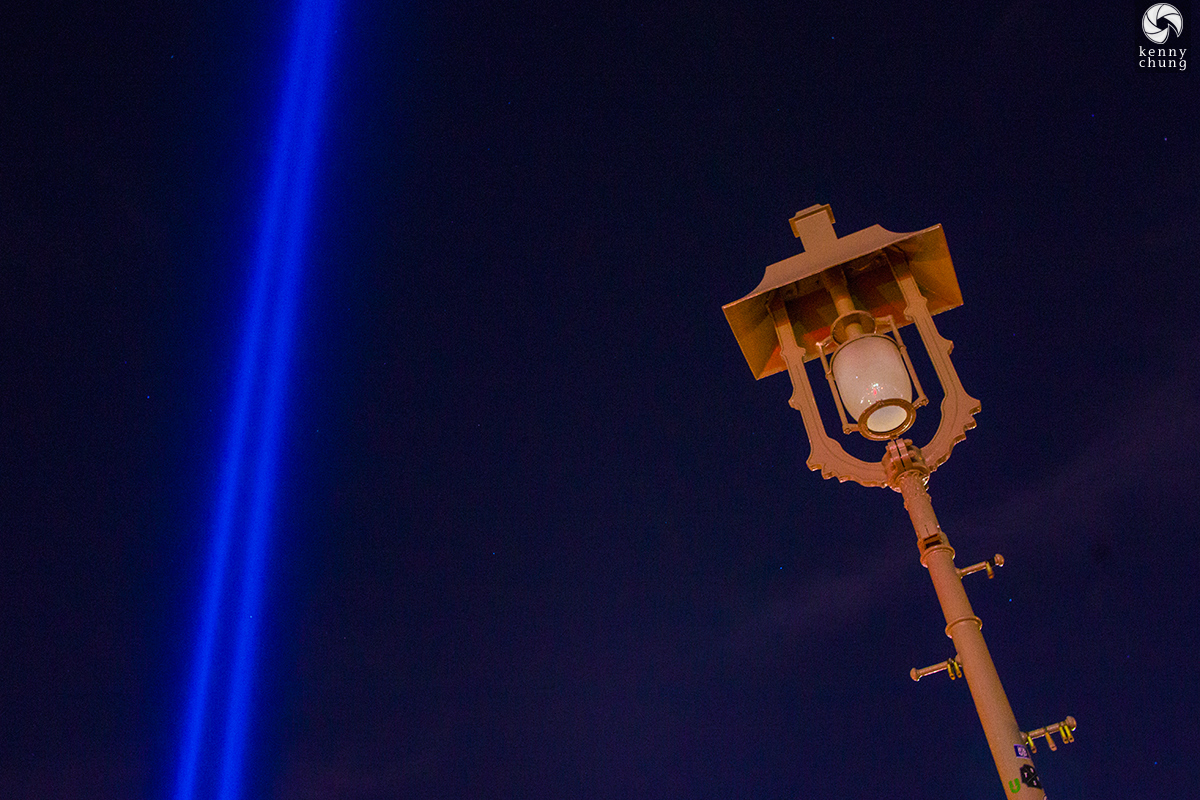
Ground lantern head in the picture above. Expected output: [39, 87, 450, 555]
[722, 205, 980, 486]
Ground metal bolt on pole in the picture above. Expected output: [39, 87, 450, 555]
[885, 439, 1046, 797]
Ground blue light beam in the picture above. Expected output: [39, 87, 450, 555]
[173, 2, 338, 799]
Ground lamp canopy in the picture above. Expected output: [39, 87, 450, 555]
[723, 204, 965, 379]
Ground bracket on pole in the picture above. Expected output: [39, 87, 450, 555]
[958, 554, 1004, 579]
[910, 655, 963, 682]
[1021, 716, 1078, 752]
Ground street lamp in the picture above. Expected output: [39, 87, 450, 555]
[722, 204, 1076, 797]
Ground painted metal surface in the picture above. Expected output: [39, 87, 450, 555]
[723, 204, 964, 377]
[724, 207, 1075, 795]
[887, 443, 1047, 799]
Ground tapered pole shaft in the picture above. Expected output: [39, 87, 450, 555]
[894, 465, 1045, 798]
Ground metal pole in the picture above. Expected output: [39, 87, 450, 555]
[885, 440, 1046, 798]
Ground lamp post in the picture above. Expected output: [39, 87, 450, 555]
[722, 204, 1075, 797]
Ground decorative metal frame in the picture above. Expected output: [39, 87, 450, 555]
[766, 250, 980, 489]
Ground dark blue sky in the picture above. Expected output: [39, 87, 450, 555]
[3, 2, 1198, 798]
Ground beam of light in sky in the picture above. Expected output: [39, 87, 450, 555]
[173, 1, 338, 798]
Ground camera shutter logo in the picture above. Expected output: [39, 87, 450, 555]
[1143, 4, 1183, 43]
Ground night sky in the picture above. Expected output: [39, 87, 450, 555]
[4, 2, 1199, 798]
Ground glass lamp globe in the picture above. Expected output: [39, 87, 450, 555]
[830, 334, 914, 438]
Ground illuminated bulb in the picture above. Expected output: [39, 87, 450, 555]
[830, 334, 912, 435]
